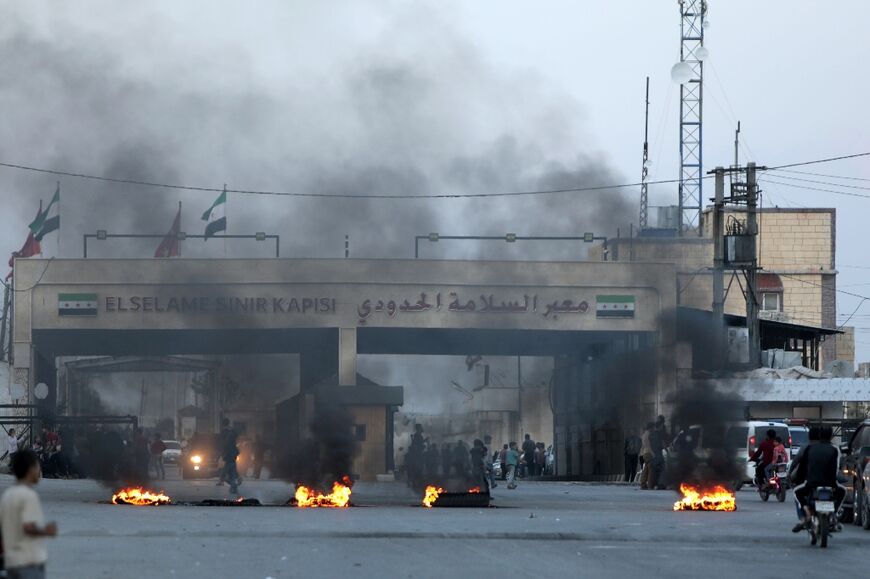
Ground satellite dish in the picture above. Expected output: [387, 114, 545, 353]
[34, 382, 49, 400]
[10, 384, 26, 400]
[695, 46, 710, 61]
[670, 61, 693, 84]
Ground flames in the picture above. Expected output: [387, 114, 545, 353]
[111, 487, 172, 506]
[673, 483, 736, 512]
[294, 477, 352, 508]
[422, 485, 445, 508]
[422, 485, 484, 507]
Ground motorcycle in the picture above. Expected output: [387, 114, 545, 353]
[805, 486, 838, 548]
[752, 460, 784, 502]
[771, 462, 790, 502]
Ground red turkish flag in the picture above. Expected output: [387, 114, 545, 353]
[155, 205, 182, 258]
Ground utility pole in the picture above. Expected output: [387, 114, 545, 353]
[711, 167, 726, 369]
[745, 163, 761, 367]
[0, 284, 10, 362]
[639, 76, 651, 230]
[733, 121, 741, 169]
[709, 161, 764, 369]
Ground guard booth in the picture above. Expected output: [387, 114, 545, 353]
[276, 373, 403, 481]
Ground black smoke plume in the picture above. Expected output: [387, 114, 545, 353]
[666, 383, 745, 489]
[274, 403, 357, 490]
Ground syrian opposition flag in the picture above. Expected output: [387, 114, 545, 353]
[155, 204, 182, 258]
[201, 188, 226, 240]
[596, 295, 636, 318]
[29, 184, 60, 241]
[58, 293, 98, 316]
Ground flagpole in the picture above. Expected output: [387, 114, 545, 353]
[37, 199, 44, 257]
[178, 201, 183, 258]
[56, 181, 61, 257]
[223, 184, 228, 259]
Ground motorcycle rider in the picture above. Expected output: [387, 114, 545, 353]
[768, 436, 788, 479]
[748, 428, 777, 487]
[789, 426, 845, 533]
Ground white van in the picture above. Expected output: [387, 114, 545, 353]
[726, 421, 792, 483]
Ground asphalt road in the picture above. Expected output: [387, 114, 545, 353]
[1, 474, 867, 579]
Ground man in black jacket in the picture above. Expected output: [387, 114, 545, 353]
[790, 426, 844, 532]
[521, 435, 537, 477]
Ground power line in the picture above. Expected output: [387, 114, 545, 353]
[768, 151, 870, 170]
[837, 298, 867, 330]
[779, 273, 870, 302]
[770, 168, 870, 182]
[0, 258, 55, 293]
[759, 178, 870, 200]
[0, 160, 690, 200]
[1, 151, 869, 201]
[764, 173, 870, 191]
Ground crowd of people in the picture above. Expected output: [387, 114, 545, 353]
[404, 425, 551, 491]
[621, 415, 670, 489]
[3, 424, 174, 483]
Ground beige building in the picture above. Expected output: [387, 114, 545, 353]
[599, 207, 848, 368]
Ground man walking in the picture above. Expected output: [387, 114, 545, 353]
[6, 428, 23, 470]
[521, 434, 537, 477]
[469, 439, 489, 491]
[1, 449, 58, 578]
[639, 422, 655, 489]
[483, 435, 497, 489]
[149, 433, 166, 480]
[498, 444, 509, 481]
[218, 419, 241, 494]
[624, 429, 642, 483]
[505, 442, 520, 489]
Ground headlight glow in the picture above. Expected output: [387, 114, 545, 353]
[191, 455, 202, 464]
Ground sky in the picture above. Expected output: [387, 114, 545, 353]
[1, 0, 869, 360]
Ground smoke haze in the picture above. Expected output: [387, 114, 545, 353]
[0, 1, 632, 261]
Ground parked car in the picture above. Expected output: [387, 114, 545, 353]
[839, 419, 870, 525]
[181, 433, 221, 479]
[787, 423, 810, 461]
[730, 421, 792, 484]
[861, 461, 870, 530]
[162, 440, 182, 465]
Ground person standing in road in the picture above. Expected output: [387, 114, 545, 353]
[498, 444, 509, 481]
[521, 434, 537, 477]
[132, 428, 149, 481]
[6, 428, 23, 469]
[251, 435, 268, 480]
[650, 417, 668, 489]
[639, 422, 655, 490]
[440, 442, 452, 477]
[218, 418, 241, 494]
[0, 449, 58, 579]
[469, 439, 489, 491]
[505, 442, 520, 489]
[624, 429, 642, 483]
[483, 435, 497, 489]
[535, 442, 546, 477]
[425, 442, 441, 480]
[149, 433, 166, 480]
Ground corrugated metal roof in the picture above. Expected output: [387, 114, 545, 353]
[728, 378, 870, 402]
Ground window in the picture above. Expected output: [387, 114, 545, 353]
[761, 292, 781, 311]
[353, 424, 367, 441]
